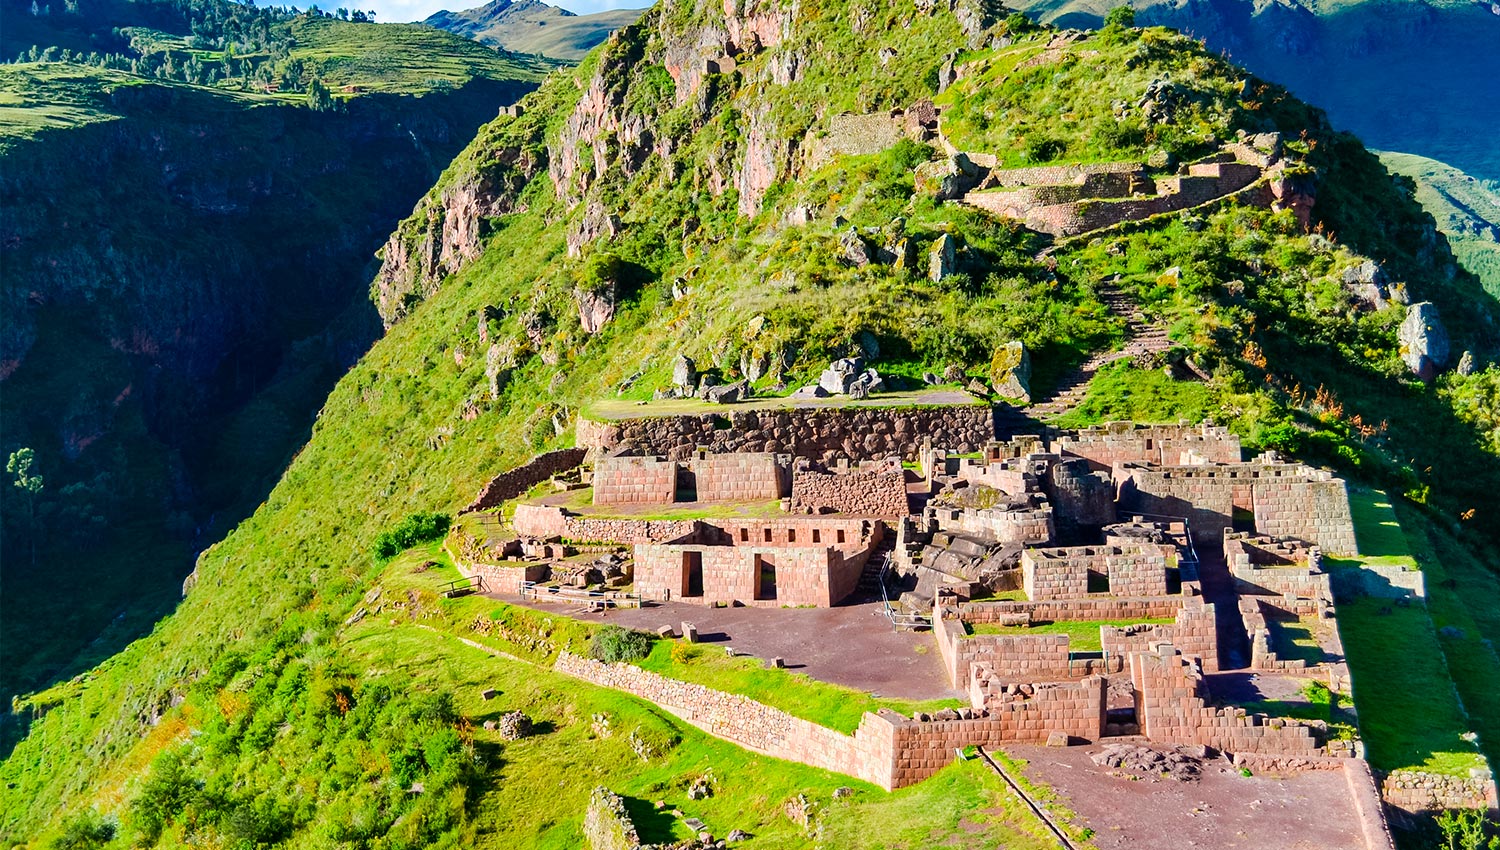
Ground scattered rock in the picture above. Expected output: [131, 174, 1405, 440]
[922, 371, 939, 385]
[1398, 301, 1451, 380]
[1046, 731, 1070, 747]
[726, 829, 751, 842]
[1439, 625, 1466, 639]
[481, 688, 498, 700]
[790, 384, 830, 399]
[1090, 743, 1203, 782]
[942, 363, 967, 383]
[915, 153, 980, 201]
[832, 786, 854, 799]
[1157, 266, 1182, 287]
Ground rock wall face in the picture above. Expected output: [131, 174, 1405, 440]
[584, 786, 641, 850]
[790, 466, 909, 517]
[578, 405, 998, 463]
[465, 448, 588, 511]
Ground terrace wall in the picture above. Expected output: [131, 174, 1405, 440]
[1054, 422, 1241, 470]
[464, 448, 588, 512]
[1381, 769, 1500, 814]
[1020, 544, 1169, 601]
[1101, 603, 1219, 672]
[577, 405, 997, 464]
[691, 453, 788, 502]
[511, 503, 700, 544]
[960, 597, 1188, 624]
[593, 456, 679, 506]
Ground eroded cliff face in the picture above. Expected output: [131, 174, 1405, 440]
[372, 0, 818, 323]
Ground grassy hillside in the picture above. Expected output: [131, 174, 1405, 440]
[424, 0, 646, 61]
[2, 1, 1499, 847]
[1008, 0, 1500, 182]
[0, 16, 547, 711]
[1379, 151, 1500, 300]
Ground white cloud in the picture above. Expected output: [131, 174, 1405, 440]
[362, 0, 653, 23]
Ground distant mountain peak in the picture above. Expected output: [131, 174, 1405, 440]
[425, 0, 642, 60]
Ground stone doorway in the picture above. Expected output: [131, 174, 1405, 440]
[755, 555, 778, 601]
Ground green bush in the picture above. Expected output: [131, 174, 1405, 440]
[372, 512, 451, 561]
[588, 626, 652, 664]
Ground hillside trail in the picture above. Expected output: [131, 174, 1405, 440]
[1025, 278, 1172, 420]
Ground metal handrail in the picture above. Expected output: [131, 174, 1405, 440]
[518, 581, 642, 608]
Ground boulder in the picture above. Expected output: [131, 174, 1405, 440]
[915, 153, 980, 201]
[840, 227, 874, 267]
[790, 384, 830, 399]
[704, 381, 747, 404]
[855, 331, 881, 360]
[672, 353, 698, 389]
[575, 284, 616, 334]
[1341, 259, 1390, 309]
[1398, 302, 1451, 380]
[988, 341, 1032, 402]
[818, 357, 865, 394]
[929, 233, 958, 282]
[1457, 350, 1477, 377]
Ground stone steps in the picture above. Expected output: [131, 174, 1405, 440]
[1025, 280, 1173, 419]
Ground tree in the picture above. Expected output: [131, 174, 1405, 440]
[1104, 4, 1136, 28]
[305, 76, 334, 111]
[7, 448, 45, 568]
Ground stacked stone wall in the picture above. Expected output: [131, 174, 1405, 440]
[1043, 458, 1116, 538]
[1101, 603, 1219, 672]
[1130, 645, 1325, 755]
[466, 561, 549, 595]
[1054, 422, 1241, 470]
[960, 597, 1186, 624]
[634, 537, 869, 608]
[1021, 544, 1168, 601]
[1380, 769, 1500, 813]
[584, 787, 640, 850]
[790, 466, 908, 516]
[511, 504, 700, 544]
[928, 504, 1054, 544]
[1239, 597, 1314, 671]
[935, 614, 1111, 687]
[577, 405, 996, 464]
[953, 459, 1031, 494]
[1120, 462, 1357, 552]
[690, 453, 787, 502]
[464, 448, 588, 512]
[593, 457, 679, 505]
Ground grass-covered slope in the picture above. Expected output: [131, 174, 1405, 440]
[3, 0, 1499, 845]
[0, 20, 546, 708]
[1379, 151, 1500, 299]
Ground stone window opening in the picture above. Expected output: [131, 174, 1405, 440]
[739, 527, 749, 542]
[788, 529, 796, 543]
[812, 529, 821, 543]
[837, 529, 846, 544]
[764, 528, 773, 543]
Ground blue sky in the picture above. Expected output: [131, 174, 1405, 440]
[365, 0, 653, 23]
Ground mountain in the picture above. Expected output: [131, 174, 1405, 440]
[4, 0, 1500, 846]
[425, 0, 647, 60]
[1380, 151, 1500, 298]
[1009, 0, 1500, 182]
[0, 2, 550, 708]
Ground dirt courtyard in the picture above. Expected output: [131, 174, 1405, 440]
[1006, 743, 1372, 850]
[493, 592, 959, 701]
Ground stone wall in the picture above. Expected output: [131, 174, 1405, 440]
[1331, 563, 1427, 600]
[1020, 544, 1169, 601]
[577, 404, 997, 464]
[464, 448, 588, 512]
[1380, 768, 1500, 813]
[1101, 603, 1219, 673]
[1225, 532, 1331, 601]
[584, 786, 641, 850]
[511, 503, 700, 544]
[691, 453, 788, 502]
[1043, 458, 1117, 540]
[553, 651, 895, 787]
[633, 540, 869, 607]
[1130, 644, 1325, 756]
[1119, 462, 1358, 553]
[934, 613, 1113, 687]
[465, 561, 549, 595]
[960, 596, 1187, 624]
[593, 456, 679, 505]
[953, 458, 1032, 495]
[928, 504, 1054, 545]
[1239, 598, 1316, 671]
[1054, 421, 1241, 470]
[790, 464, 908, 517]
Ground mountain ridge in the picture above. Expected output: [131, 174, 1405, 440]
[424, 0, 648, 60]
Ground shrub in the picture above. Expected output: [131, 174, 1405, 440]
[588, 626, 652, 663]
[372, 512, 451, 561]
[48, 812, 115, 850]
[1104, 5, 1136, 28]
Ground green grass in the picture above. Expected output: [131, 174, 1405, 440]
[1051, 362, 1222, 429]
[637, 642, 963, 735]
[964, 618, 1176, 652]
[1267, 616, 1324, 665]
[1334, 597, 1483, 775]
[583, 388, 986, 421]
[286, 17, 553, 94]
[1346, 487, 1417, 566]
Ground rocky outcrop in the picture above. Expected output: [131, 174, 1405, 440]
[374, 128, 547, 327]
[576, 284, 618, 334]
[1398, 301, 1451, 380]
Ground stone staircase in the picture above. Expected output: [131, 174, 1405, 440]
[1026, 281, 1171, 420]
[854, 535, 899, 600]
